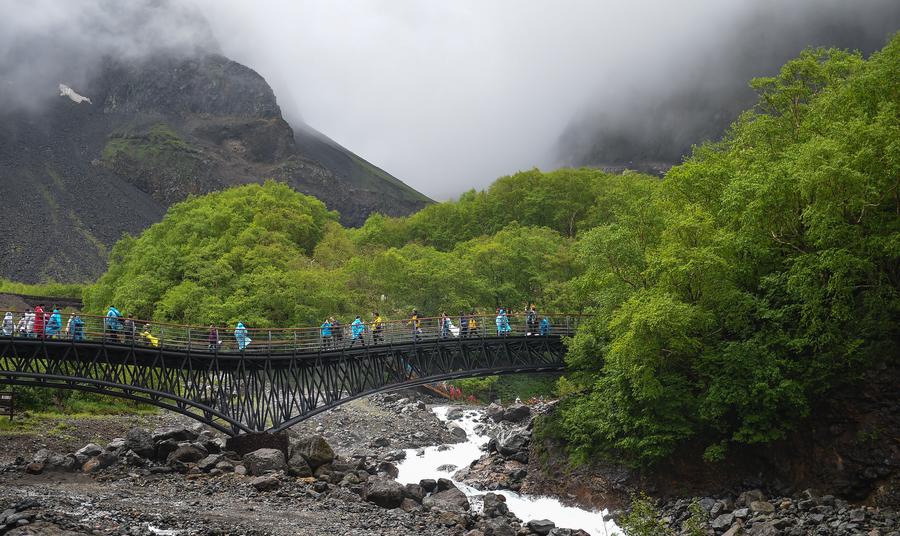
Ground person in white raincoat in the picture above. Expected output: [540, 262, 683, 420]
[1, 313, 13, 336]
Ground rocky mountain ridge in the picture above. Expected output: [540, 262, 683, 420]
[0, 53, 430, 283]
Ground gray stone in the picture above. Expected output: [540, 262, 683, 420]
[420, 478, 437, 492]
[738, 489, 765, 506]
[437, 464, 458, 473]
[377, 461, 399, 478]
[711, 513, 735, 530]
[152, 426, 197, 442]
[699, 497, 716, 512]
[197, 454, 223, 472]
[479, 517, 515, 536]
[528, 519, 556, 535]
[497, 430, 530, 459]
[154, 438, 181, 461]
[747, 522, 778, 536]
[250, 474, 280, 491]
[733, 508, 750, 519]
[124, 428, 155, 459]
[400, 497, 420, 513]
[242, 448, 286, 476]
[166, 444, 208, 465]
[501, 403, 531, 422]
[404, 483, 426, 502]
[105, 438, 126, 451]
[749, 501, 775, 514]
[290, 435, 335, 470]
[82, 452, 118, 473]
[423, 486, 470, 513]
[482, 492, 509, 518]
[448, 424, 468, 440]
[75, 443, 103, 458]
[437, 477, 454, 491]
[486, 403, 504, 422]
[446, 407, 465, 420]
[365, 477, 405, 509]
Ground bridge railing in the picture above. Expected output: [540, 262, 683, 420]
[0, 310, 586, 354]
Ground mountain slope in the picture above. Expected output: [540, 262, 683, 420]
[0, 53, 430, 283]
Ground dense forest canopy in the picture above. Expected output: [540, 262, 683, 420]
[83, 34, 899, 465]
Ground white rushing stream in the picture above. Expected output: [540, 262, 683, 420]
[396, 406, 623, 536]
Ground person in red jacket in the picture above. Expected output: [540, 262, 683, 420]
[33, 304, 45, 338]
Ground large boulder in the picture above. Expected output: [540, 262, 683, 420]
[482, 492, 509, 518]
[154, 439, 181, 461]
[152, 426, 197, 443]
[448, 424, 468, 441]
[423, 485, 470, 513]
[243, 448, 286, 476]
[250, 474, 281, 492]
[76, 444, 103, 458]
[485, 403, 504, 422]
[125, 428, 154, 457]
[527, 519, 555, 535]
[501, 404, 531, 422]
[290, 435, 334, 470]
[365, 477, 406, 509]
[166, 444, 208, 465]
[82, 452, 118, 473]
[479, 518, 516, 536]
[496, 430, 530, 460]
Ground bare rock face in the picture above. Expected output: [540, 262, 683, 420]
[0, 51, 429, 284]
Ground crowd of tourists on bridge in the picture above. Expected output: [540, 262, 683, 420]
[2, 305, 85, 341]
[2, 302, 552, 352]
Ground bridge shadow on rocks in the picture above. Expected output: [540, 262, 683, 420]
[0, 318, 571, 436]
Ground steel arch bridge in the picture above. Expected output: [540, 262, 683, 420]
[0, 313, 575, 436]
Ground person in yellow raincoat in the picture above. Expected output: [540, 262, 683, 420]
[140, 324, 160, 347]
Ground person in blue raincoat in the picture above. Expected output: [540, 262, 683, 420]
[539, 317, 550, 336]
[105, 306, 123, 342]
[45, 308, 62, 338]
[349, 315, 365, 347]
[320, 318, 333, 349]
[71, 314, 85, 341]
[234, 322, 252, 351]
[496, 309, 511, 336]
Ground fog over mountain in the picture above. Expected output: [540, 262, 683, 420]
[2, 1, 899, 200]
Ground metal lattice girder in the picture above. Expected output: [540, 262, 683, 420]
[0, 334, 567, 436]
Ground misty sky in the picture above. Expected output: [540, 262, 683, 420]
[194, 0, 898, 199]
[2, 1, 897, 200]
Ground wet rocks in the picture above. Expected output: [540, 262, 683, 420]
[423, 485, 470, 513]
[527, 519, 556, 535]
[496, 430, 529, 462]
[242, 448, 286, 476]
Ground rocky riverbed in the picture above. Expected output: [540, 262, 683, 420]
[1, 392, 898, 535]
[0, 393, 584, 535]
